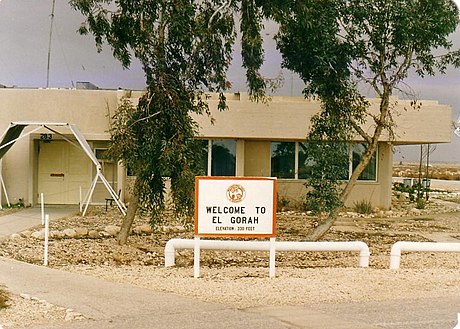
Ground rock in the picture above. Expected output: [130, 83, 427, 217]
[410, 208, 422, 215]
[163, 225, 186, 233]
[133, 224, 153, 235]
[99, 231, 112, 238]
[88, 230, 100, 239]
[62, 229, 77, 238]
[9, 233, 21, 239]
[104, 225, 120, 236]
[65, 309, 85, 322]
[75, 227, 89, 238]
[31, 230, 45, 240]
[50, 230, 64, 239]
[20, 230, 32, 238]
[173, 225, 186, 232]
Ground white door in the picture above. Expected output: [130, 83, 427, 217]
[38, 140, 92, 204]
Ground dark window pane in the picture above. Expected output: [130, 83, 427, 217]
[298, 142, 313, 179]
[196, 139, 209, 176]
[271, 142, 295, 178]
[211, 139, 236, 176]
[352, 143, 377, 181]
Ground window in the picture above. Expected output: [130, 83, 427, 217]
[297, 142, 349, 180]
[95, 148, 117, 186]
[271, 141, 377, 181]
[211, 139, 236, 176]
[196, 139, 236, 176]
[196, 139, 210, 176]
[352, 143, 377, 181]
[271, 142, 295, 178]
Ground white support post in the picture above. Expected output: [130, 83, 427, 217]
[194, 236, 201, 278]
[0, 160, 10, 208]
[98, 171, 126, 215]
[40, 193, 44, 225]
[269, 237, 276, 278]
[43, 214, 49, 266]
[82, 175, 99, 216]
[79, 186, 82, 213]
[0, 125, 43, 152]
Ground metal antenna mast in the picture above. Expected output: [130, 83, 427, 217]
[46, 0, 56, 88]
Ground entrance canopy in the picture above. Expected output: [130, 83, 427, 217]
[0, 122, 126, 215]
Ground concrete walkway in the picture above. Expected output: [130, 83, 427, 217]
[0, 207, 458, 328]
[0, 207, 291, 329]
[0, 258, 290, 329]
[0, 206, 79, 240]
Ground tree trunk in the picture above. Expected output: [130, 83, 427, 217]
[306, 208, 339, 241]
[306, 88, 392, 241]
[305, 142, 380, 241]
[117, 181, 140, 245]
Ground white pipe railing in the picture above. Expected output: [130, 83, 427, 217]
[165, 239, 370, 268]
[390, 241, 460, 270]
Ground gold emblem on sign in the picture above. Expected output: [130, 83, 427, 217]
[226, 184, 245, 203]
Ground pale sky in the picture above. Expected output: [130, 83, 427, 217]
[0, 0, 459, 163]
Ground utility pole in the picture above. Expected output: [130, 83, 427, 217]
[46, 0, 56, 88]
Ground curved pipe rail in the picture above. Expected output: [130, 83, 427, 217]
[164, 239, 370, 268]
[390, 241, 460, 270]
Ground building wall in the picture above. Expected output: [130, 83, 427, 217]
[244, 141, 271, 177]
[0, 88, 451, 210]
[0, 88, 121, 205]
[192, 94, 452, 144]
[239, 141, 393, 210]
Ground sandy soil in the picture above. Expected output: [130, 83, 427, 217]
[0, 192, 459, 327]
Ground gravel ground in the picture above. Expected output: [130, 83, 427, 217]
[60, 265, 460, 309]
[0, 193, 459, 328]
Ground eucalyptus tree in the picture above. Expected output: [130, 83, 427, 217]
[70, 0, 267, 244]
[268, 0, 460, 240]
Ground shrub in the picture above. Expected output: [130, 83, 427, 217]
[416, 197, 426, 210]
[277, 195, 290, 210]
[353, 200, 373, 214]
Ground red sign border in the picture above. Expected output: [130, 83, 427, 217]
[194, 176, 277, 238]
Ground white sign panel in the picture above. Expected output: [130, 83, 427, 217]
[195, 177, 277, 237]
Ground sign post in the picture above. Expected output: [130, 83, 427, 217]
[194, 177, 277, 278]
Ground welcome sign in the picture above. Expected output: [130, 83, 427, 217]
[194, 177, 277, 237]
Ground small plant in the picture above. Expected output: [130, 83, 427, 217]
[277, 195, 290, 210]
[415, 197, 426, 210]
[393, 182, 431, 203]
[353, 200, 373, 214]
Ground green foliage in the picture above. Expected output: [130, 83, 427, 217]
[416, 197, 426, 210]
[5, 201, 25, 209]
[70, 1, 273, 224]
[303, 142, 349, 215]
[353, 200, 373, 215]
[393, 182, 432, 203]
[269, 0, 460, 231]
[108, 97, 207, 222]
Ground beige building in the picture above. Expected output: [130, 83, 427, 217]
[0, 87, 451, 210]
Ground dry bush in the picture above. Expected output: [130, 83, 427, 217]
[0, 286, 9, 309]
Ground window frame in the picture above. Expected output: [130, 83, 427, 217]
[94, 147, 117, 185]
[205, 139, 237, 177]
[271, 141, 378, 182]
[270, 141, 296, 179]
